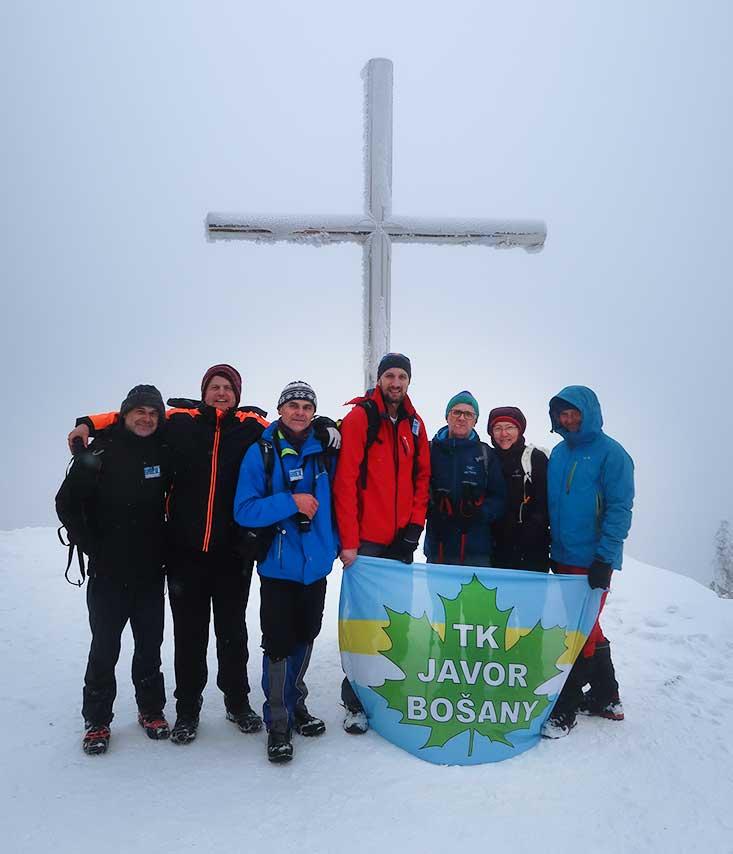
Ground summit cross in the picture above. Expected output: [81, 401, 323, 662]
[206, 58, 546, 389]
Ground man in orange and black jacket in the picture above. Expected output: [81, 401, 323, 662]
[69, 364, 268, 744]
[333, 353, 431, 733]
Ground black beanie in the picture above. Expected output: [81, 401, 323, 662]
[377, 352, 412, 379]
[120, 384, 165, 420]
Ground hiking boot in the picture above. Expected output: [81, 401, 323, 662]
[293, 705, 326, 737]
[267, 729, 293, 763]
[578, 693, 625, 721]
[138, 712, 170, 740]
[82, 723, 111, 755]
[226, 701, 263, 734]
[170, 715, 199, 745]
[343, 706, 368, 735]
[541, 710, 577, 739]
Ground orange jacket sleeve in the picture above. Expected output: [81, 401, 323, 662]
[75, 412, 119, 434]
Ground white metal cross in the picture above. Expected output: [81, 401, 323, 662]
[207, 58, 546, 390]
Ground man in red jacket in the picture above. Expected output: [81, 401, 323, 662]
[334, 352, 431, 733]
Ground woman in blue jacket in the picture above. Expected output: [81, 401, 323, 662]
[234, 381, 338, 763]
[424, 391, 505, 567]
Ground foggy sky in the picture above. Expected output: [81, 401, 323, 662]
[2, 1, 731, 583]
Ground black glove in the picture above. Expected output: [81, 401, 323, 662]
[588, 559, 613, 590]
[430, 489, 453, 518]
[312, 416, 341, 452]
[458, 482, 482, 527]
[387, 523, 422, 564]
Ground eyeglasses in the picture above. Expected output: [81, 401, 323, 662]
[448, 409, 476, 420]
[492, 424, 519, 434]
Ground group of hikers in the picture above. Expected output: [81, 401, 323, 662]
[57, 353, 635, 762]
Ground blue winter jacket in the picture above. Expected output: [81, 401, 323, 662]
[424, 426, 506, 567]
[547, 386, 634, 571]
[233, 422, 338, 584]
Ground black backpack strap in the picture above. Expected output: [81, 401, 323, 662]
[477, 442, 491, 481]
[258, 438, 274, 496]
[357, 399, 382, 490]
[58, 526, 86, 587]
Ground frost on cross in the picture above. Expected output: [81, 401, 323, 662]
[206, 58, 546, 389]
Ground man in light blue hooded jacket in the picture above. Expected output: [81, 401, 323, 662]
[542, 385, 634, 739]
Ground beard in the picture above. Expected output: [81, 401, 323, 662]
[382, 388, 406, 406]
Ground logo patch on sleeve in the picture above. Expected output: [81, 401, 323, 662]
[144, 465, 161, 479]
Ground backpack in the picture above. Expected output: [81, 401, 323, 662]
[518, 444, 548, 523]
[237, 435, 329, 563]
[356, 398, 421, 490]
[56, 440, 103, 586]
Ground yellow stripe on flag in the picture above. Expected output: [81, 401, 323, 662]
[338, 619, 446, 654]
[339, 620, 587, 664]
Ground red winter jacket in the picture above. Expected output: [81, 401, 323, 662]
[334, 387, 431, 550]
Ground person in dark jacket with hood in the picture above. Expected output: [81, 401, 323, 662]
[488, 406, 550, 572]
[424, 392, 505, 567]
[57, 385, 172, 755]
[541, 385, 634, 739]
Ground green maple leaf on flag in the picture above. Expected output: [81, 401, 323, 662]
[371, 575, 568, 754]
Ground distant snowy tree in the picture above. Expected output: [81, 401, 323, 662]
[710, 519, 733, 598]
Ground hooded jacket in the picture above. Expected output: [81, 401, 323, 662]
[547, 386, 634, 570]
[233, 421, 338, 584]
[333, 386, 431, 550]
[424, 426, 505, 567]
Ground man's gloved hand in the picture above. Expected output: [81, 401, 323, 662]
[430, 488, 452, 517]
[387, 523, 422, 564]
[313, 416, 341, 451]
[588, 559, 613, 589]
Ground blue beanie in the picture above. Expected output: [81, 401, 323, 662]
[445, 391, 479, 419]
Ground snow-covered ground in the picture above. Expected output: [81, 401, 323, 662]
[2, 528, 732, 854]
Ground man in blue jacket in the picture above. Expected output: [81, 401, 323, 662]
[424, 391, 505, 566]
[233, 381, 338, 763]
[542, 385, 635, 738]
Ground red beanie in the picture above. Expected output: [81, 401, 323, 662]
[201, 364, 242, 407]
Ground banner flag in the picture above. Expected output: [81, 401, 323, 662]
[339, 557, 603, 765]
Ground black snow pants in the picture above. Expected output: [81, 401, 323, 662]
[167, 547, 254, 718]
[82, 574, 165, 726]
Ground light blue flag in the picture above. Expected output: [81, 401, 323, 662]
[339, 557, 603, 765]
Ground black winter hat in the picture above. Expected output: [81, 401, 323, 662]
[120, 384, 165, 420]
[550, 397, 580, 417]
[377, 352, 412, 379]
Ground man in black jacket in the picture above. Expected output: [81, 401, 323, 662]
[57, 385, 172, 755]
